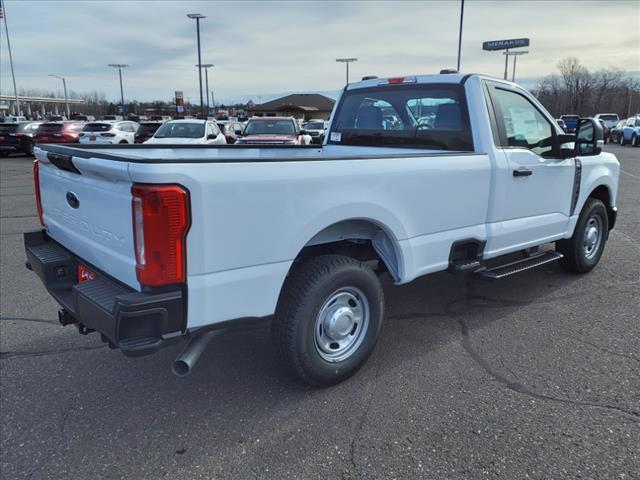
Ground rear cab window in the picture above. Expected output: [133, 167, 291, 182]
[328, 83, 474, 151]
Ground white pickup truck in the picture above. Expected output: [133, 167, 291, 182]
[25, 73, 619, 386]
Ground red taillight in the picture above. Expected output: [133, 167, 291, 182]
[33, 160, 44, 226]
[388, 77, 405, 84]
[131, 184, 190, 287]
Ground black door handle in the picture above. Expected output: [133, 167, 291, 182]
[513, 168, 533, 177]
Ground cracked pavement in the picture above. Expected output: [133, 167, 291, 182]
[1, 144, 639, 479]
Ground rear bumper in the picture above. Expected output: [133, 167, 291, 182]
[23, 230, 185, 357]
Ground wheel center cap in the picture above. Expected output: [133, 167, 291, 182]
[325, 307, 354, 340]
[585, 227, 598, 248]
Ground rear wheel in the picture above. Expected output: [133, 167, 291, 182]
[119, 140, 128, 144]
[557, 198, 608, 274]
[272, 254, 384, 387]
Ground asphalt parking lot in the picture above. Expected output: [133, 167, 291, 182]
[1, 144, 638, 480]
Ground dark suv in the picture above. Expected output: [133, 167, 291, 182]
[0, 121, 42, 156]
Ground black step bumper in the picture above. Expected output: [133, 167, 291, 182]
[23, 230, 185, 357]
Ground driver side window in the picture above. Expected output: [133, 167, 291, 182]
[492, 88, 554, 157]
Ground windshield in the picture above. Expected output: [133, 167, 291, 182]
[303, 122, 325, 130]
[329, 84, 473, 150]
[83, 123, 113, 132]
[244, 119, 296, 135]
[154, 122, 205, 138]
[600, 114, 618, 121]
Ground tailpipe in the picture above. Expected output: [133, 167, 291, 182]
[172, 330, 226, 377]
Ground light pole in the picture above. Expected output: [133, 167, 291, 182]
[197, 64, 214, 117]
[456, 0, 464, 71]
[336, 58, 358, 85]
[48, 74, 70, 118]
[1, 0, 20, 115]
[187, 13, 206, 118]
[108, 64, 128, 115]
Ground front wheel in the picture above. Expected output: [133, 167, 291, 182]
[557, 198, 608, 274]
[272, 255, 384, 387]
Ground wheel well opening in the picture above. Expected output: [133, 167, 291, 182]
[292, 220, 401, 281]
[588, 185, 615, 230]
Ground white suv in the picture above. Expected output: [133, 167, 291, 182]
[144, 119, 226, 145]
[79, 121, 139, 144]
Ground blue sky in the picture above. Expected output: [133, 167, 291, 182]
[1, 0, 638, 104]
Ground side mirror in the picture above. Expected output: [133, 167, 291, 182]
[300, 129, 308, 135]
[207, 133, 217, 140]
[235, 129, 243, 135]
[575, 118, 604, 156]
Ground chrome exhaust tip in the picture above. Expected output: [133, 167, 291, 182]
[171, 330, 225, 377]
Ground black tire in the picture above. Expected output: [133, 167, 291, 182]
[26, 140, 34, 156]
[619, 134, 625, 146]
[119, 140, 128, 144]
[557, 198, 608, 274]
[272, 254, 384, 387]
[632, 134, 638, 147]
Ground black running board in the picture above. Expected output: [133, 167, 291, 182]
[474, 251, 563, 280]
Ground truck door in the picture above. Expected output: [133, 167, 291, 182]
[483, 82, 576, 256]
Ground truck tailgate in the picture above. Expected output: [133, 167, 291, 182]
[36, 151, 139, 290]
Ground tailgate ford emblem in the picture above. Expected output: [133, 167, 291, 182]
[66, 191, 80, 209]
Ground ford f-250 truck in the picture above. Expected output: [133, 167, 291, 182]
[25, 73, 619, 386]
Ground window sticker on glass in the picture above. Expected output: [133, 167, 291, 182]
[330, 131, 342, 142]
[508, 107, 539, 142]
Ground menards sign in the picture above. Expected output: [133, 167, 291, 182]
[482, 38, 530, 51]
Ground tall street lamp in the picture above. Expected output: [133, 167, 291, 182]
[336, 58, 358, 86]
[456, 0, 465, 71]
[108, 64, 128, 115]
[48, 74, 70, 118]
[187, 13, 206, 118]
[197, 63, 214, 117]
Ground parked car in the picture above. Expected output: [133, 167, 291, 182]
[70, 114, 96, 122]
[217, 120, 244, 144]
[126, 114, 148, 123]
[79, 121, 139, 144]
[555, 119, 567, 132]
[593, 113, 619, 130]
[33, 121, 85, 145]
[559, 114, 580, 133]
[609, 119, 626, 144]
[2, 115, 28, 123]
[236, 117, 311, 145]
[619, 115, 640, 146]
[134, 122, 164, 144]
[597, 120, 610, 143]
[148, 115, 172, 122]
[102, 115, 124, 121]
[26, 73, 619, 386]
[0, 121, 42, 156]
[144, 119, 226, 145]
[302, 120, 328, 144]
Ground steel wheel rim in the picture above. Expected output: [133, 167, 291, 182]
[314, 287, 370, 363]
[583, 215, 603, 260]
